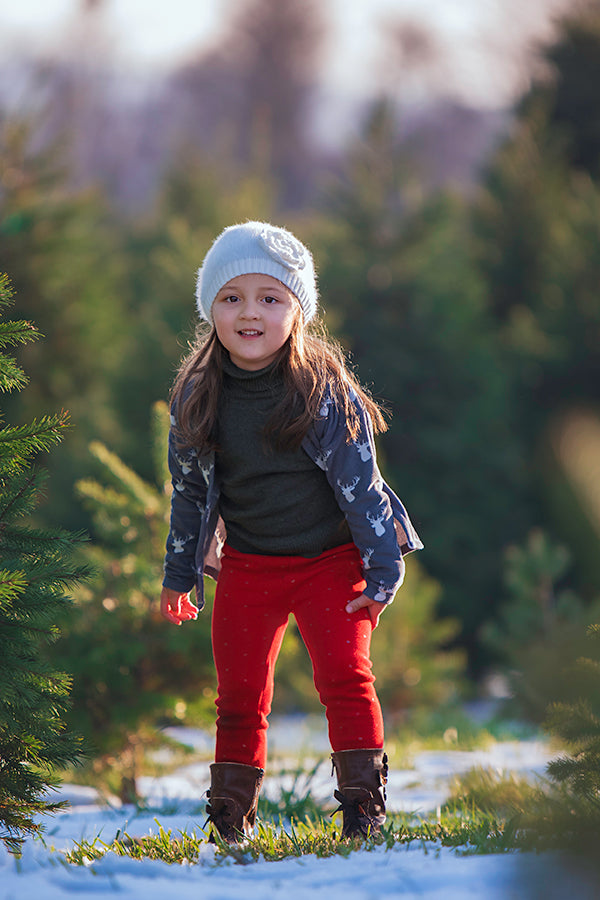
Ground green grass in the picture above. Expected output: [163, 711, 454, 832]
[442, 766, 545, 818]
[53, 717, 589, 867]
[60, 763, 553, 869]
[63, 807, 525, 868]
[55, 796, 600, 870]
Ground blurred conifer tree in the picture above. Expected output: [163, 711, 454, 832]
[518, 624, 600, 854]
[545, 624, 600, 799]
[0, 274, 84, 851]
[55, 402, 215, 800]
[0, 119, 131, 529]
[482, 530, 600, 721]
[522, 1, 600, 178]
[472, 3, 600, 597]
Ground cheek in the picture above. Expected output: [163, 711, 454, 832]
[211, 308, 230, 338]
[283, 306, 300, 337]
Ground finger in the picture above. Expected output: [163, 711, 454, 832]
[163, 608, 183, 625]
[175, 607, 196, 623]
[368, 604, 382, 627]
[180, 597, 199, 619]
[178, 610, 197, 622]
[161, 593, 186, 625]
[345, 597, 369, 614]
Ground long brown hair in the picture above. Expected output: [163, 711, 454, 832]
[170, 313, 388, 453]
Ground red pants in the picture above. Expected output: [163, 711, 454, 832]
[212, 542, 384, 768]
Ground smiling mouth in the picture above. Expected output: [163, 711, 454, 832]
[238, 329, 263, 336]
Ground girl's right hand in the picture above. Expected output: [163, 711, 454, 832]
[346, 593, 385, 627]
[160, 587, 199, 626]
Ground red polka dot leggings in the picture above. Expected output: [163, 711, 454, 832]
[212, 541, 384, 768]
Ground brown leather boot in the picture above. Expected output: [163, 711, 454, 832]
[331, 748, 388, 838]
[205, 762, 264, 844]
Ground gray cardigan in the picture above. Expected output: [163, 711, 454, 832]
[163, 388, 423, 610]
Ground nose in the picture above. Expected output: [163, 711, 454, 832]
[240, 298, 260, 318]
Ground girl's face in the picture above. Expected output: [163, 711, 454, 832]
[212, 273, 299, 371]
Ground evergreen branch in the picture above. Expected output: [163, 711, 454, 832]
[87, 441, 162, 514]
[0, 467, 48, 523]
[547, 752, 600, 799]
[76, 479, 129, 511]
[0, 273, 14, 311]
[0, 320, 42, 350]
[546, 700, 600, 742]
[0, 412, 70, 460]
[0, 569, 27, 599]
[0, 620, 58, 637]
[0, 469, 43, 529]
[0, 557, 91, 592]
[0, 523, 89, 556]
[0, 319, 42, 392]
[0, 420, 68, 478]
[0, 671, 74, 713]
[0, 665, 73, 695]
[2, 552, 91, 588]
[0, 357, 28, 394]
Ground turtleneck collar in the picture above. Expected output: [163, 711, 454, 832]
[221, 352, 283, 393]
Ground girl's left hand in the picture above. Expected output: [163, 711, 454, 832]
[346, 593, 385, 627]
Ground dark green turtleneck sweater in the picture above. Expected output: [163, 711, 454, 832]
[215, 355, 351, 556]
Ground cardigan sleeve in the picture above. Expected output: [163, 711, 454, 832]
[315, 391, 419, 604]
[162, 417, 209, 593]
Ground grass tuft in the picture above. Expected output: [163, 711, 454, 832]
[60, 763, 581, 867]
[64, 805, 527, 868]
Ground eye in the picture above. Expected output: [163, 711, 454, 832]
[262, 295, 279, 304]
[222, 294, 240, 303]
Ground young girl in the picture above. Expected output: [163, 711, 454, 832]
[160, 221, 422, 843]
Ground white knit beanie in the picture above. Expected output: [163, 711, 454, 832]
[195, 221, 318, 323]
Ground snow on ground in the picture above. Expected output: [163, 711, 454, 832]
[2, 717, 599, 899]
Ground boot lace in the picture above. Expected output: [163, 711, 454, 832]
[204, 794, 240, 844]
[331, 789, 378, 838]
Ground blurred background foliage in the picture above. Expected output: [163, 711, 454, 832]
[2, 0, 600, 778]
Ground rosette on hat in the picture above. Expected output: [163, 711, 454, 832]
[259, 226, 307, 271]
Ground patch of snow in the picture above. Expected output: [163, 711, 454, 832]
[53, 784, 122, 810]
[161, 726, 214, 753]
[2, 718, 598, 899]
[2, 833, 599, 899]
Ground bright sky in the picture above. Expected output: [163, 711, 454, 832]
[0, 0, 568, 108]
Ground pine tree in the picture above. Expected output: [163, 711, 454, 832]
[545, 624, 600, 789]
[521, 0, 600, 179]
[482, 530, 600, 722]
[471, 3, 600, 603]
[519, 624, 600, 850]
[0, 118, 131, 530]
[54, 402, 215, 800]
[0, 274, 84, 852]
[483, 530, 581, 655]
